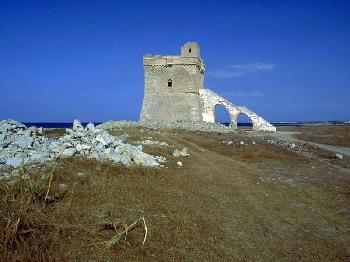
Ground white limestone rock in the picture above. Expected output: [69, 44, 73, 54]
[73, 119, 84, 131]
[61, 148, 77, 157]
[6, 156, 23, 168]
[0, 119, 166, 169]
[173, 147, 189, 157]
[96, 132, 114, 146]
[335, 153, 343, 160]
[14, 136, 33, 149]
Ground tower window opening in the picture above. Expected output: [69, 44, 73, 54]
[189, 48, 191, 53]
[167, 79, 172, 87]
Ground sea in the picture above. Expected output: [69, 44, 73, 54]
[22, 121, 345, 129]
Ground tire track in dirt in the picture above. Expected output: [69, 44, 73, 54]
[169, 135, 255, 176]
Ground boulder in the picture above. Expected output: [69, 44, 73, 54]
[6, 156, 23, 168]
[14, 136, 33, 149]
[73, 119, 84, 131]
[96, 132, 114, 146]
[61, 148, 77, 157]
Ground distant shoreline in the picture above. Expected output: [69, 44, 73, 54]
[21, 121, 349, 129]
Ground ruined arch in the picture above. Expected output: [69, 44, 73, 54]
[199, 89, 276, 132]
[236, 112, 253, 129]
[214, 103, 232, 125]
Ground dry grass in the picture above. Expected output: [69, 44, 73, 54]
[279, 125, 350, 147]
[1, 128, 350, 261]
[42, 128, 66, 138]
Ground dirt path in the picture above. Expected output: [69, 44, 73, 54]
[271, 131, 350, 156]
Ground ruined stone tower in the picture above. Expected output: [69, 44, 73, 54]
[140, 42, 276, 131]
[140, 42, 205, 122]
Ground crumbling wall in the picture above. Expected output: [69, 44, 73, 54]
[199, 89, 276, 132]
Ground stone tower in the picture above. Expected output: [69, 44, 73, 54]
[140, 42, 205, 122]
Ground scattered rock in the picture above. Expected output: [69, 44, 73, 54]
[335, 153, 343, 160]
[173, 147, 189, 157]
[177, 161, 183, 167]
[76, 172, 88, 178]
[222, 140, 233, 145]
[240, 141, 244, 145]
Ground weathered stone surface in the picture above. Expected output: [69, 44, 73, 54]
[96, 132, 113, 146]
[200, 89, 276, 132]
[139, 42, 275, 132]
[6, 156, 22, 168]
[73, 119, 84, 131]
[141, 42, 204, 123]
[14, 136, 33, 149]
[0, 119, 166, 169]
[61, 148, 77, 157]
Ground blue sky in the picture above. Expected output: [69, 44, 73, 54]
[0, 0, 349, 122]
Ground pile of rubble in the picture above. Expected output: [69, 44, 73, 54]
[0, 119, 165, 169]
[98, 120, 236, 133]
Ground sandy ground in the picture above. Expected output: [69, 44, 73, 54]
[271, 130, 350, 156]
[1, 124, 349, 261]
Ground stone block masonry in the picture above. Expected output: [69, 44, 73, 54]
[140, 42, 276, 132]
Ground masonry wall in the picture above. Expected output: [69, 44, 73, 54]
[140, 57, 204, 122]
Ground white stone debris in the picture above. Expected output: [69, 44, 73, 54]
[0, 119, 166, 170]
[173, 147, 189, 157]
[335, 153, 343, 160]
[240, 141, 245, 145]
[222, 140, 234, 145]
[136, 139, 169, 147]
[177, 161, 183, 167]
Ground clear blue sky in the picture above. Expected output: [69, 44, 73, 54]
[0, 0, 349, 122]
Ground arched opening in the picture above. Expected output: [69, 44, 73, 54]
[214, 104, 231, 126]
[167, 79, 172, 87]
[237, 113, 253, 129]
